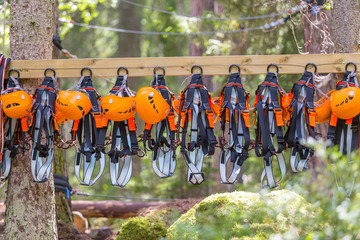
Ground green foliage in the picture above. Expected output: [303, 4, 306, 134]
[167, 190, 320, 240]
[117, 212, 168, 240]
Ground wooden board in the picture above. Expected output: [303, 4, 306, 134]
[6, 53, 360, 78]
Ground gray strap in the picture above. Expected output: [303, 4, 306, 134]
[152, 121, 176, 178]
[184, 90, 205, 184]
[219, 89, 244, 184]
[1, 118, 18, 182]
[109, 122, 133, 187]
[31, 92, 54, 182]
[261, 153, 286, 188]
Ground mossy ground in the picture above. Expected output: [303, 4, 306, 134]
[115, 190, 320, 240]
[167, 190, 320, 240]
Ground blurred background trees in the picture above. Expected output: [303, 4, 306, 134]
[0, 0, 358, 205]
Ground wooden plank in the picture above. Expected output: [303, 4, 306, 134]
[71, 200, 166, 218]
[6, 53, 360, 78]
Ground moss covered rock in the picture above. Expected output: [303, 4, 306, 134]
[116, 213, 168, 240]
[167, 190, 320, 240]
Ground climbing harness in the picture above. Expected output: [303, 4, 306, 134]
[71, 67, 108, 186]
[142, 66, 177, 178]
[285, 63, 317, 172]
[254, 64, 287, 188]
[0, 56, 11, 186]
[102, 67, 139, 187]
[1, 68, 31, 185]
[327, 62, 359, 197]
[217, 65, 251, 184]
[177, 65, 217, 185]
[30, 68, 57, 182]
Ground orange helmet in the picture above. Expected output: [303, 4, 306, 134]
[101, 95, 136, 122]
[211, 97, 221, 117]
[136, 87, 170, 124]
[55, 108, 70, 124]
[330, 87, 360, 120]
[315, 90, 334, 124]
[1, 90, 32, 119]
[56, 91, 92, 120]
[172, 98, 180, 115]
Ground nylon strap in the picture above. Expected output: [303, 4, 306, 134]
[327, 71, 359, 197]
[178, 73, 217, 185]
[285, 71, 315, 172]
[0, 56, 12, 187]
[254, 72, 287, 188]
[219, 72, 250, 184]
[72, 76, 107, 186]
[30, 75, 56, 182]
[143, 74, 177, 178]
[107, 74, 138, 187]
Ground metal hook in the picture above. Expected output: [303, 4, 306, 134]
[117, 66, 129, 76]
[191, 65, 203, 75]
[229, 64, 240, 74]
[345, 62, 357, 73]
[8, 69, 20, 79]
[44, 68, 56, 77]
[153, 65, 165, 76]
[80, 67, 92, 77]
[266, 64, 279, 74]
[305, 62, 317, 74]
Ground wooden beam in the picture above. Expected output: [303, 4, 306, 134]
[71, 200, 166, 218]
[0, 200, 166, 219]
[6, 53, 360, 78]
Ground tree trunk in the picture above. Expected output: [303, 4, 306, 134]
[4, 1, 57, 239]
[331, 1, 360, 54]
[51, 0, 73, 226]
[189, 0, 216, 92]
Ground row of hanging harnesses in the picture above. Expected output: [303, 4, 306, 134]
[0, 58, 358, 188]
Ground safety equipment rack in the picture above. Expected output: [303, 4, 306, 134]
[6, 53, 360, 78]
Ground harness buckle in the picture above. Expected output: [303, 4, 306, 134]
[273, 108, 284, 127]
[205, 110, 214, 128]
[92, 112, 103, 128]
[240, 110, 251, 128]
[307, 108, 316, 127]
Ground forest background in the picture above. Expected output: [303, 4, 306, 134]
[0, 0, 353, 211]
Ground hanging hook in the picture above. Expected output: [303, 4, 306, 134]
[305, 62, 317, 74]
[191, 65, 203, 75]
[80, 67, 92, 77]
[44, 68, 56, 77]
[345, 62, 357, 73]
[229, 64, 240, 74]
[8, 69, 20, 79]
[266, 64, 279, 74]
[153, 65, 165, 76]
[117, 66, 129, 76]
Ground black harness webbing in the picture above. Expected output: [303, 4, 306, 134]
[285, 70, 316, 172]
[142, 72, 177, 178]
[71, 72, 108, 186]
[327, 66, 359, 197]
[254, 69, 287, 188]
[107, 73, 138, 187]
[30, 70, 57, 182]
[218, 70, 251, 184]
[178, 69, 217, 185]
